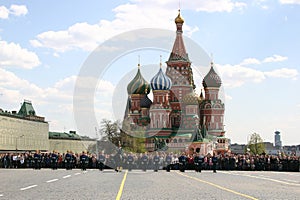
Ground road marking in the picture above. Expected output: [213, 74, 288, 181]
[46, 179, 58, 183]
[282, 179, 299, 183]
[220, 171, 300, 186]
[0, 194, 3, 197]
[176, 172, 259, 200]
[116, 170, 128, 200]
[20, 185, 38, 191]
[63, 175, 71, 179]
[83, 171, 88, 174]
[74, 172, 81, 176]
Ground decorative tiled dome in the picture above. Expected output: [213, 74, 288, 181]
[182, 92, 199, 105]
[150, 68, 172, 90]
[127, 67, 151, 95]
[203, 62, 222, 88]
[140, 95, 152, 108]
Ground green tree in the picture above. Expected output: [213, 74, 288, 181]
[247, 132, 266, 155]
[100, 119, 121, 147]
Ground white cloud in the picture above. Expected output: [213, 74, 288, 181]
[0, 6, 9, 19]
[0, 5, 28, 19]
[264, 68, 298, 79]
[217, 64, 266, 88]
[279, 0, 300, 5]
[263, 54, 288, 63]
[240, 58, 261, 65]
[225, 94, 233, 101]
[30, 0, 246, 53]
[9, 5, 28, 16]
[216, 55, 298, 89]
[0, 40, 41, 69]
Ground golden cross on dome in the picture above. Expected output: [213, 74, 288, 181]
[160, 55, 162, 68]
[138, 55, 141, 69]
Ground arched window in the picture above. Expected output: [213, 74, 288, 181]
[173, 139, 177, 143]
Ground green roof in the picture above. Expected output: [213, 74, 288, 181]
[49, 131, 93, 140]
[18, 100, 36, 117]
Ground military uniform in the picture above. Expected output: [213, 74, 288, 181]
[33, 151, 41, 170]
[51, 151, 58, 170]
[153, 153, 160, 172]
[194, 154, 204, 172]
[178, 153, 187, 172]
[64, 151, 72, 170]
[141, 153, 148, 171]
[127, 154, 134, 171]
[165, 154, 172, 172]
[80, 152, 89, 171]
[98, 153, 106, 171]
[212, 155, 218, 173]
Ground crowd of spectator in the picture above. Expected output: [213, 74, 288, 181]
[0, 151, 299, 172]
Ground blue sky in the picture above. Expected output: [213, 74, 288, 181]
[0, 0, 299, 145]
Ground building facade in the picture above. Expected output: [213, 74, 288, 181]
[49, 131, 96, 154]
[0, 100, 49, 152]
[122, 10, 228, 154]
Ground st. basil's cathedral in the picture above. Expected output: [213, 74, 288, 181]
[122, 10, 230, 155]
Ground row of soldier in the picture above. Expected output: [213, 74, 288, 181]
[1, 150, 299, 172]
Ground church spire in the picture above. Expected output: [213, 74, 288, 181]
[168, 10, 189, 63]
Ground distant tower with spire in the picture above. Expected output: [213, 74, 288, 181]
[274, 131, 282, 148]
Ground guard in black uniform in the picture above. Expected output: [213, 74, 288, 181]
[153, 152, 160, 172]
[80, 151, 89, 171]
[98, 151, 106, 171]
[178, 152, 187, 172]
[194, 153, 204, 172]
[33, 150, 42, 170]
[114, 145, 123, 172]
[50, 151, 58, 170]
[141, 152, 148, 172]
[127, 153, 134, 171]
[64, 150, 72, 170]
[165, 153, 172, 172]
[212, 154, 218, 173]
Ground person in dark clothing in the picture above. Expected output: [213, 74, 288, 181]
[64, 150, 72, 170]
[98, 151, 106, 171]
[50, 151, 58, 170]
[33, 150, 42, 170]
[194, 153, 204, 173]
[153, 152, 160, 172]
[127, 153, 134, 171]
[178, 152, 187, 172]
[80, 151, 89, 171]
[165, 153, 172, 172]
[141, 153, 148, 172]
[212, 154, 218, 173]
[114, 146, 123, 172]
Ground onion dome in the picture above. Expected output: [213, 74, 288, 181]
[202, 62, 222, 88]
[175, 9, 184, 24]
[127, 66, 151, 95]
[140, 94, 152, 108]
[150, 68, 172, 90]
[182, 92, 199, 105]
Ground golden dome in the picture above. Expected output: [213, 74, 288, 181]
[175, 10, 184, 24]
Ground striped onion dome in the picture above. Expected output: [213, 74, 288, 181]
[127, 67, 151, 95]
[150, 68, 172, 90]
